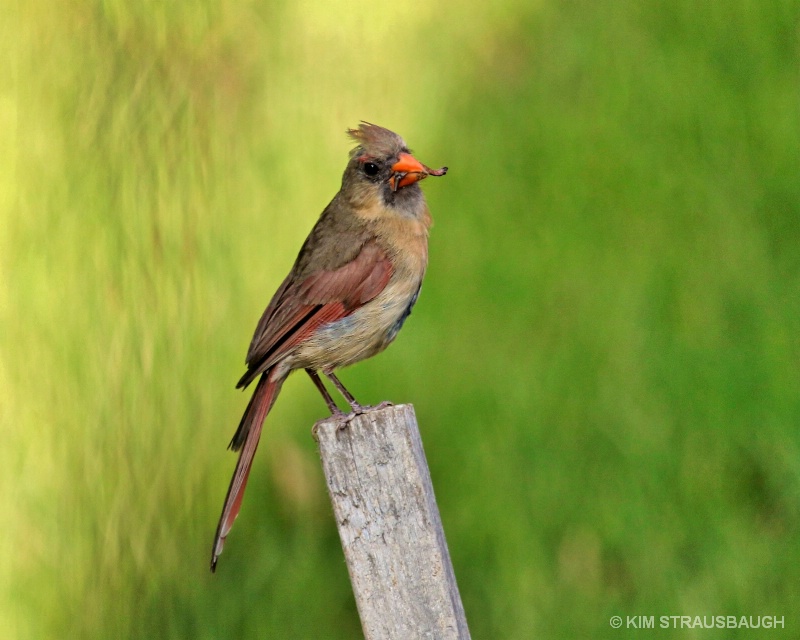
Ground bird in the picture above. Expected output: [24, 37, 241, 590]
[210, 122, 447, 571]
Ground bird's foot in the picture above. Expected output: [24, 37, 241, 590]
[312, 401, 395, 437]
[311, 407, 350, 440]
[335, 403, 363, 426]
[345, 400, 394, 417]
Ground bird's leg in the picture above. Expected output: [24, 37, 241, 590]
[305, 369, 344, 416]
[324, 371, 365, 414]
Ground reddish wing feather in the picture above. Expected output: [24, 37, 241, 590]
[245, 273, 293, 365]
[238, 241, 393, 388]
[298, 242, 391, 307]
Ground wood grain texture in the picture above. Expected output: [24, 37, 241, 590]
[314, 404, 471, 640]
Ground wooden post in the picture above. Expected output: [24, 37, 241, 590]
[313, 404, 471, 640]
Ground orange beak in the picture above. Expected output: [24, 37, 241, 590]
[389, 152, 448, 191]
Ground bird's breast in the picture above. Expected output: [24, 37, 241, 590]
[291, 274, 424, 371]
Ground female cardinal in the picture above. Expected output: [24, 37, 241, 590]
[211, 123, 447, 570]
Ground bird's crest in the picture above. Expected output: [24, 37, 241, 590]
[347, 122, 407, 157]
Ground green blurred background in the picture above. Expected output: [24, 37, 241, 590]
[3, 1, 799, 638]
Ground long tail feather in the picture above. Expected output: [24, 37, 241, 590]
[211, 371, 284, 571]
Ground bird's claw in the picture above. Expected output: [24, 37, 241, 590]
[330, 401, 395, 431]
[348, 400, 394, 416]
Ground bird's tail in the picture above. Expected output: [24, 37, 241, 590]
[211, 370, 284, 572]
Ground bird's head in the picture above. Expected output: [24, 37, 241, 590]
[342, 122, 447, 212]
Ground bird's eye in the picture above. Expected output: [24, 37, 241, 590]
[363, 162, 379, 177]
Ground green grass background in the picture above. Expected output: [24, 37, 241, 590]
[3, 1, 799, 638]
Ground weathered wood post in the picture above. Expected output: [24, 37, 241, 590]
[313, 404, 471, 640]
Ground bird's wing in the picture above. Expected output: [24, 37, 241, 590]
[237, 239, 393, 388]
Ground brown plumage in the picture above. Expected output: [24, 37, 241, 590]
[210, 123, 447, 571]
